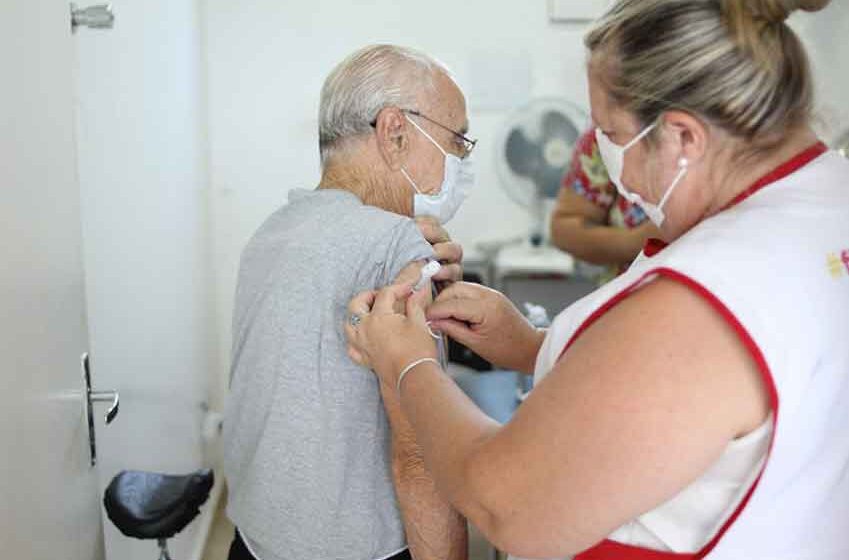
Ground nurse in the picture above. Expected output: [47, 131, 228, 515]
[345, 0, 849, 558]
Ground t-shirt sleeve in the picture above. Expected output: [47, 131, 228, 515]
[379, 218, 436, 286]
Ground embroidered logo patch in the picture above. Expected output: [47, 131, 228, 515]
[827, 249, 849, 279]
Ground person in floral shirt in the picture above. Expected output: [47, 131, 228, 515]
[550, 128, 659, 282]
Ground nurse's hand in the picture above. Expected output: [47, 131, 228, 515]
[415, 216, 463, 284]
[346, 282, 439, 389]
[426, 282, 545, 375]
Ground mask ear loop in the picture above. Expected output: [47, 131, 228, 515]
[402, 115, 447, 195]
[656, 157, 689, 210]
[400, 167, 422, 194]
[405, 115, 448, 156]
[624, 122, 657, 149]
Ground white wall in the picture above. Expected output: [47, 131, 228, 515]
[789, 8, 849, 141]
[204, 1, 594, 396]
[204, 2, 849, 403]
[75, 1, 217, 558]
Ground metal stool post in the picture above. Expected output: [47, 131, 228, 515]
[157, 538, 172, 560]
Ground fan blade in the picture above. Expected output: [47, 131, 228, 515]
[529, 110, 581, 197]
[536, 156, 567, 198]
[505, 128, 541, 178]
[540, 110, 579, 144]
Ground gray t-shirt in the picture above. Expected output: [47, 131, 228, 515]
[223, 188, 433, 560]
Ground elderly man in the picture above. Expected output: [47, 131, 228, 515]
[222, 44, 472, 560]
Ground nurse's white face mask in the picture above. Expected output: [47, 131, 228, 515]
[401, 115, 474, 225]
[595, 124, 688, 227]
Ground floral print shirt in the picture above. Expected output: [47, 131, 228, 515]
[563, 128, 648, 229]
[561, 128, 649, 281]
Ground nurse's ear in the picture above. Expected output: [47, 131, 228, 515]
[661, 110, 708, 165]
[372, 107, 410, 170]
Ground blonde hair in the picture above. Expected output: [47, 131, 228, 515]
[585, 0, 830, 144]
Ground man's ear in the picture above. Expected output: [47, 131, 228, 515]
[373, 107, 409, 170]
[661, 110, 708, 165]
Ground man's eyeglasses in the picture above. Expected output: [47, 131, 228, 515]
[370, 108, 477, 159]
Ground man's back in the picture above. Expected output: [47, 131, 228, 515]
[223, 188, 433, 560]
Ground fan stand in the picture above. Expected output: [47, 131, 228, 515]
[528, 192, 547, 247]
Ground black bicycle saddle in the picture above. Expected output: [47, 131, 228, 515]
[103, 469, 214, 540]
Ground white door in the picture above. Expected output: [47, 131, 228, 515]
[73, 1, 215, 559]
[0, 1, 104, 558]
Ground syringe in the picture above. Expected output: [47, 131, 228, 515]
[414, 260, 449, 369]
[413, 259, 442, 292]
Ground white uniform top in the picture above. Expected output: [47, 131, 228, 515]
[525, 145, 849, 559]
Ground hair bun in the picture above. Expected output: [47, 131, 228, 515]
[749, 0, 831, 24]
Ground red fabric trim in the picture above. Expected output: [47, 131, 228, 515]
[655, 269, 779, 557]
[721, 141, 827, 211]
[577, 539, 697, 559]
[563, 268, 780, 559]
[556, 281, 638, 360]
[652, 269, 779, 412]
[639, 141, 827, 260]
[643, 238, 669, 257]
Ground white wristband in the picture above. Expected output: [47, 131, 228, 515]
[396, 357, 440, 393]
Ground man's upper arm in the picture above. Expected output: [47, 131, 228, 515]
[380, 219, 435, 286]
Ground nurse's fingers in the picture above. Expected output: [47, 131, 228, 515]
[433, 280, 484, 301]
[346, 290, 376, 361]
[348, 289, 377, 316]
[427, 282, 487, 324]
[432, 240, 463, 268]
[415, 215, 450, 244]
[406, 285, 430, 326]
[372, 281, 415, 314]
[346, 345, 368, 367]
[426, 300, 482, 333]
[428, 317, 476, 342]
[433, 261, 462, 284]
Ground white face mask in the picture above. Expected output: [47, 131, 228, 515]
[595, 124, 688, 227]
[401, 115, 475, 224]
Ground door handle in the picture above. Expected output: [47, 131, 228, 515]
[90, 389, 120, 424]
[81, 352, 120, 466]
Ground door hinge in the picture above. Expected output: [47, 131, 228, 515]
[71, 3, 114, 32]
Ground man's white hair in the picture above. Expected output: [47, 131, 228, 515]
[318, 44, 451, 168]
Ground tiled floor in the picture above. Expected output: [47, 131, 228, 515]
[202, 486, 497, 560]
